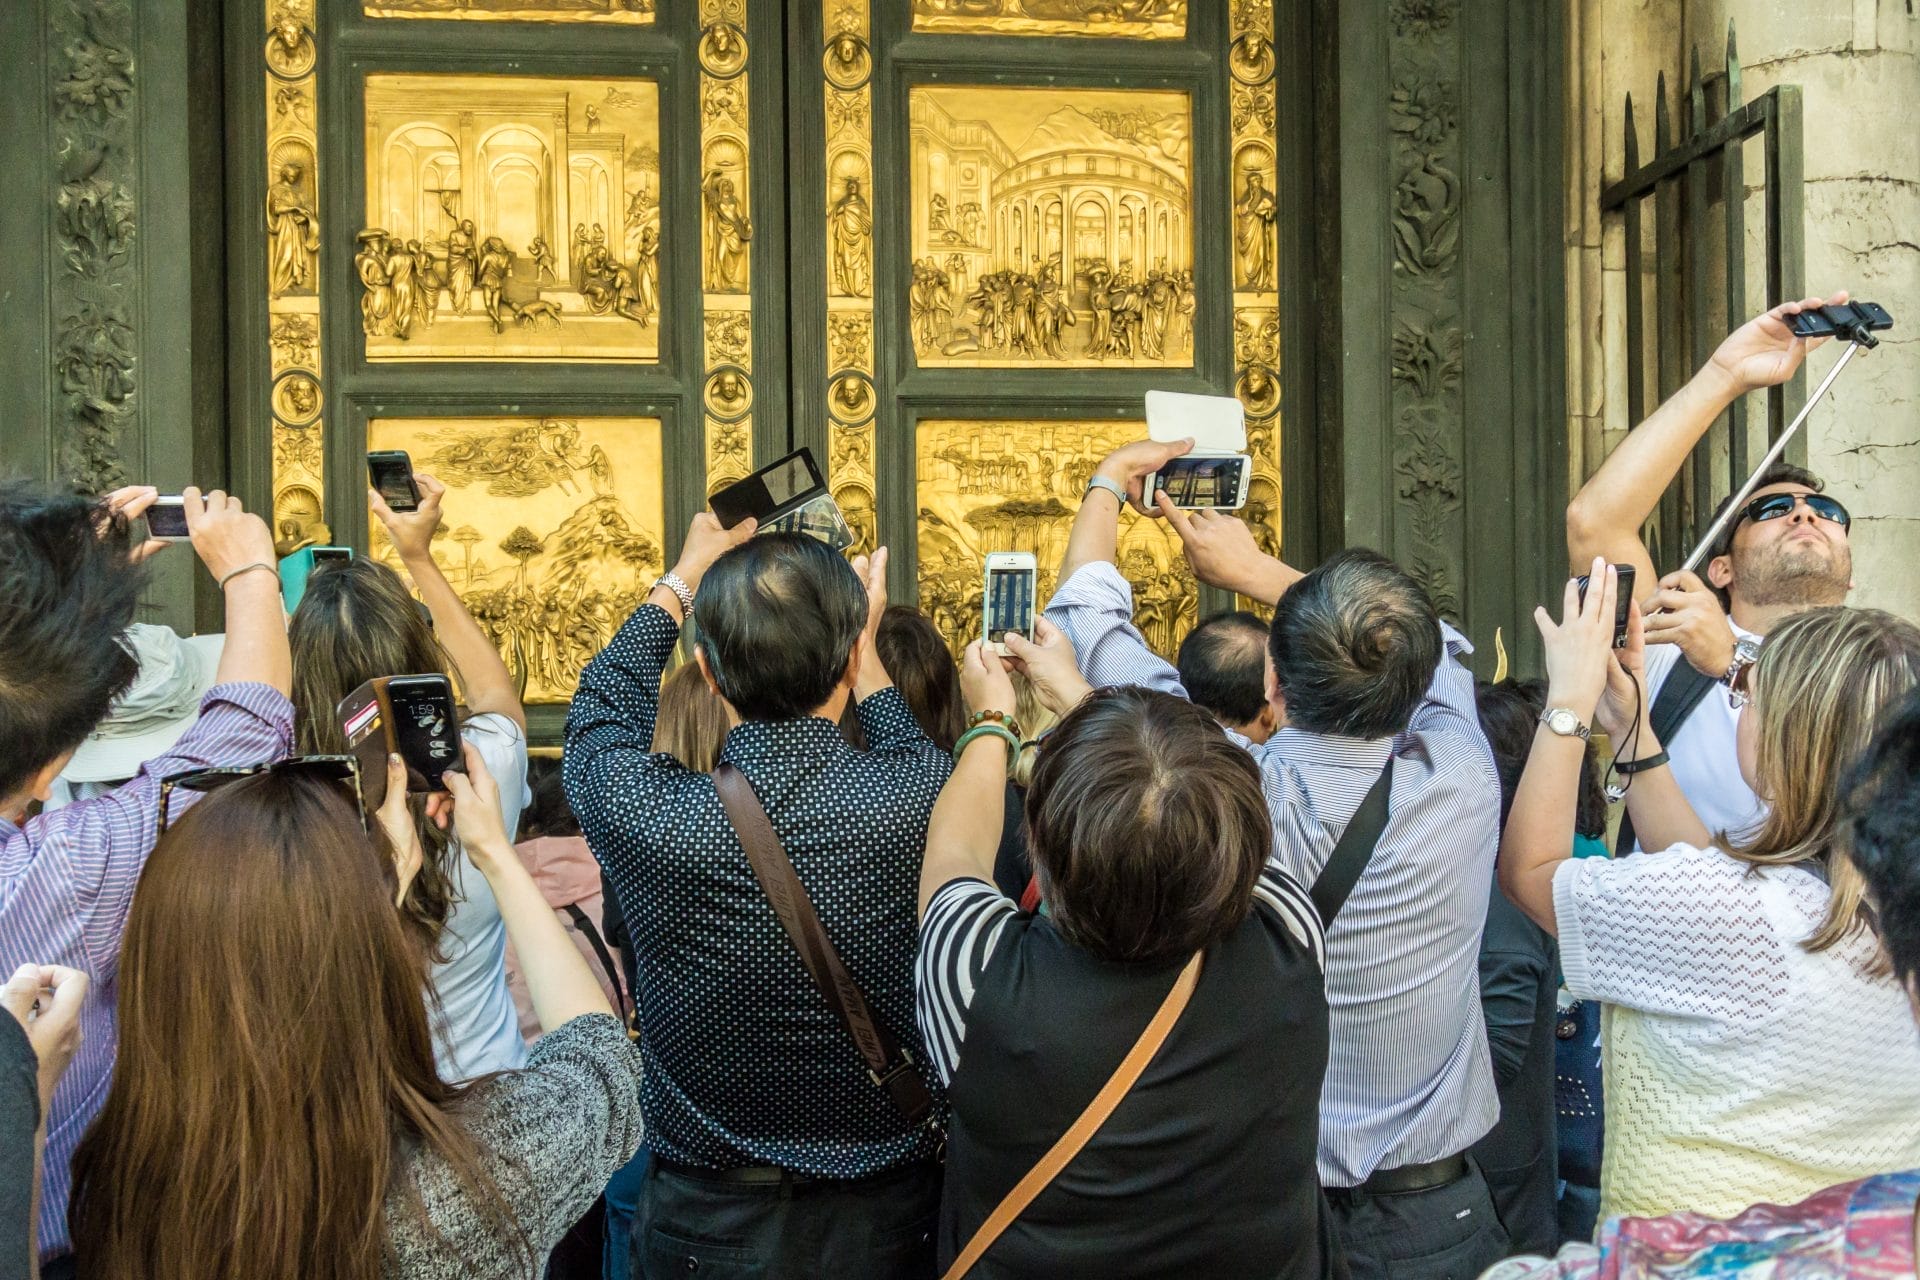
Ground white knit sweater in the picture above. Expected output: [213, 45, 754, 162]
[1554, 842, 1920, 1222]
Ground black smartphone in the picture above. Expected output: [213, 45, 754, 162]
[709, 448, 828, 530]
[1786, 309, 1837, 339]
[1848, 300, 1895, 330]
[143, 497, 190, 540]
[367, 450, 421, 512]
[1575, 563, 1637, 648]
[384, 674, 462, 791]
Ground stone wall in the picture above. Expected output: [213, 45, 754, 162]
[1566, 0, 1920, 621]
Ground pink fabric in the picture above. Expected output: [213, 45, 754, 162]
[504, 835, 627, 1044]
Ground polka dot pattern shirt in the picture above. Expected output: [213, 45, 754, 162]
[564, 603, 952, 1176]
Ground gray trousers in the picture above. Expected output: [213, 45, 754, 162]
[1327, 1160, 1512, 1280]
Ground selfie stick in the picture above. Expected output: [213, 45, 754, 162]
[1677, 339, 1865, 576]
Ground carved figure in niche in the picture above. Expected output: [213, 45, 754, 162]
[1174, 267, 1196, 351]
[701, 23, 748, 78]
[476, 237, 515, 334]
[928, 193, 951, 236]
[1391, 152, 1460, 276]
[703, 170, 752, 291]
[282, 376, 318, 422]
[708, 370, 750, 417]
[584, 104, 601, 132]
[414, 240, 447, 326]
[635, 226, 660, 323]
[273, 485, 330, 560]
[957, 202, 983, 245]
[447, 220, 477, 315]
[824, 31, 871, 90]
[591, 223, 606, 248]
[386, 238, 419, 340]
[266, 163, 320, 297]
[528, 236, 557, 283]
[1141, 265, 1176, 359]
[265, 2, 315, 78]
[910, 258, 954, 350]
[355, 230, 395, 337]
[570, 223, 590, 284]
[1235, 169, 1278, 289]
[829, 178, 872, 297]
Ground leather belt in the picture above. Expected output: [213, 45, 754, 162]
[1325, 1152, 1470, 1203]
[655, 1157, 936, 1191]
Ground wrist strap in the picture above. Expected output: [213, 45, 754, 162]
[1083, 474, 1128, 506]
[219, 561, 277, 591]
[1611, 750, 1669, 776]
[954, 723, 1021, 770]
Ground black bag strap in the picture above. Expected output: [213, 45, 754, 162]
[1309, 758, 1394, 927]
[711, 763, 934, 1125]
[561, 903, 631, 1027]
[1613, 658, 1717, 855]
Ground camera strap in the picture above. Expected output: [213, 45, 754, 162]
[1309, 757, 1395, 928]
[712, 763, 934, 1125]
[1613, 659, 1716, 855]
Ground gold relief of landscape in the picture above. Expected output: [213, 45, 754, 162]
[367, 417, 666, 705]
[917, 420, 1197, 660]
[364, 0, 655, 22]
[358, 75, 661, 362]
[909, 87, 1195, 369]
[911, 0, 1185, 40]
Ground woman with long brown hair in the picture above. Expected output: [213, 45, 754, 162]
[290, 470, 531, 1083]
[1500, 562, 1920, 1225]
[69, 748, 642, 1280]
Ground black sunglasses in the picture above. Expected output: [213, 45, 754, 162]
[1736, 491, 1850, 531]
[157, 755, 365, 834]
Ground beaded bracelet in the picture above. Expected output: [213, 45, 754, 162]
[953, 722, 1022, 771]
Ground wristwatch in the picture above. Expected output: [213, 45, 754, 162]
[1083, 474, 1129, 506]
[1539, 707, 1592, 741]
[1722, 636, 1761, 701]
[654, 571, 695, 621]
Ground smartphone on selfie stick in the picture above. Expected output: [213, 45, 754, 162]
[983, 552, 1037, 658]
[1575, 563, 1637, 648]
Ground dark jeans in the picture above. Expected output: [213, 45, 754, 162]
[632, 1160, 940, 1280]
[1328, 1160, 1511, 1280]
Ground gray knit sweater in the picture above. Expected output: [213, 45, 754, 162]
[383, 1013, 643, 1279]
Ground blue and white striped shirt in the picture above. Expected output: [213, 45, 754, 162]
[1046, 562, 1502, 1185]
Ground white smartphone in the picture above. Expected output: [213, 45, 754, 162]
[982, 551, 1038, 657]
[142, 496, 191, 541]
[1146, 454, 1253, 510]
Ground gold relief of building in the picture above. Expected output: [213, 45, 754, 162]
[911, 0, 1186, 40]
[917, 420, 1197, 659]
[909, 87, 1195, 369]
[358, 75, 661, 362]
[367, 416, 666, 705]
[364, 0, 655, 20]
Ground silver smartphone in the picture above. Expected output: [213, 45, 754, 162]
[983, 551, 1037, 658]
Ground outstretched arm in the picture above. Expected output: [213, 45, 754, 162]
[1565, 293, 1842, 600]
[1057, 437, 1195, 586]
[919, 644, 1017, 916]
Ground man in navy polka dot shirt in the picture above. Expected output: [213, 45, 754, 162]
[565, 513, 951, 1277]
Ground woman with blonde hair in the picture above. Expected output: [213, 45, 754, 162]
[1500, 561, 1920, 1224]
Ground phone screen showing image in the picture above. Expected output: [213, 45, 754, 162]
[367, 453, 420, 512]
[144, 500, 189, 539]
[385, 676, 461, 790]
[1156, 456, 1245, 509]
[985, 566, 1035, 646]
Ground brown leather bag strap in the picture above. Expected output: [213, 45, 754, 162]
[712, 763, 934, 1124]
[941, 950, 1205, 1280]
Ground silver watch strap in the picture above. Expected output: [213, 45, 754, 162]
[1084, 474, 1129, 506]
[657, 571, 695, 620]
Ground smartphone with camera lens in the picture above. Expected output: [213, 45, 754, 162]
[1575, 563, 1637, 648]
[337, 673, 462, 803]
[1146, 454, 1252, 510]
[143, 497, 190, 541]
[983, 552, 1037, 657]
[367, 450, 421, 512]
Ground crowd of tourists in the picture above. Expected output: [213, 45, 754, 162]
[5, 295, 1920, 1280]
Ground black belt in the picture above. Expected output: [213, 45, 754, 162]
[1325, 1153, 1469, 1203]
[654, 1157, 936, 1191]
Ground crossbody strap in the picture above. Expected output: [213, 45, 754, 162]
[941, 950, 1204, 1280]
[712, 763, 934, 1124]
[1309, 757, 1395, 928]
[1614, 658, 1717, 855]
[560, 903, 631, 1027]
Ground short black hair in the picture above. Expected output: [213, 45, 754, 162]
[1475, 678, 1607, 840]
[1178, 610, 1270, 727]
[695, 533, 867, 722]
[1268, 548, 1440, 739]
[1841, 687, 1920, 990]
[0, 480, 144, 799]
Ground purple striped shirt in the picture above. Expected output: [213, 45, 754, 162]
[0, 681, 293, 1260]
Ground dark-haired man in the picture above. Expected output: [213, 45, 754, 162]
[1568, 294, 1855, 849]
[564, 516, 951, 1278]
[0, 483, 292, 1274]
[1178, 610, 1278, 744]
[1045, 444, 1506, 1280]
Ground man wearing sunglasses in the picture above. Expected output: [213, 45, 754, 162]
[1568, 294, 1856, 852]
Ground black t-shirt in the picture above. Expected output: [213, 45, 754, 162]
[915, 869, 1334, 1279]
[1, 1013, 39, 1280]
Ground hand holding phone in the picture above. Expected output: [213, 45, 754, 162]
[338, 674, 463, 807]
[143, 497, 190, 541]
[1575, 563, 1637, 648]
[1147, 454, 1253, 510]
[367, 450, 422, 513]
[983, 552, 1037, 657]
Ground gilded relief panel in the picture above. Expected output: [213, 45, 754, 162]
[918, 420, 1197, 659]
[1229, 0, 1283, 588]
[699, 0, 754, 492]
[367, 416, 666, 704]
[364, 0, 654, 21]
[823, 0, 875, 552]
[911, 0, 1186, 40]
[266, 0, 329, 558]
[357, 74, 661, 362]
[909, 87, 1195, 369]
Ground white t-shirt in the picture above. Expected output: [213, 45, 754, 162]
[1634, 622, 1764, 850]
[1554, 842, 1920, 1222]
[429, 712, 533, 1082]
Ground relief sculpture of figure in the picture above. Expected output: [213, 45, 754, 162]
[528, 236, 557, 283]
[634, 225, 660, 324]
[1234, 170, 1278, 290]
[702, 169, 752, 291]
[447, 219, 477, 315]
[413, 239, 445, 328]
[266, 163, 320, 296]
[385, 235, 418, 340]
[476, 237, 514, 334]
[354, 231, 394, 337]
[828, 177, 872, 297]
[1174, 267, 1196, 353]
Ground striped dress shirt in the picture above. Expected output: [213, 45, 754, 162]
[0, 682, 293, 1260]
[1046, 562, 1502, 1186]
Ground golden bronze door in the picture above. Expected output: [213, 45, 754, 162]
[236, 0, 1279, 732]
